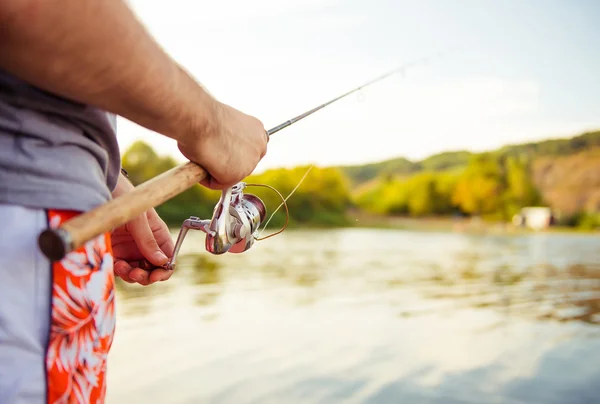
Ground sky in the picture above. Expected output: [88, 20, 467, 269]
[118, 0, 600, 172]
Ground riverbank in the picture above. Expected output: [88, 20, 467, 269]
[346, 210, 599, 235]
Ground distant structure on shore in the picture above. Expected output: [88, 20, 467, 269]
[512, 207, 554, 230]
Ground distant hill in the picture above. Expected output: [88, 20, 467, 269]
[497, 130, 600, 159]
[338, 131, 600, 186]
[533, 147, 600, 216]
[338, 151, 473, 185]
[419, 151, 474, 172]
[339, 157, 418, 184]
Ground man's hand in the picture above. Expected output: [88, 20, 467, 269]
[111, 173, 175, 286]
[111, 208, 174, 285]
[178, 102, 268, 190]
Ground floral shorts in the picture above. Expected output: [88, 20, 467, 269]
[0, 205, 116, 404]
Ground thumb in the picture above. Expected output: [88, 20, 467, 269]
[126, 215, 169, 266]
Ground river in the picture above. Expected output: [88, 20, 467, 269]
[106, 228, 600, 404]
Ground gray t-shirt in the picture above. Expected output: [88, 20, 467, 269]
[0, 69, 121, 212]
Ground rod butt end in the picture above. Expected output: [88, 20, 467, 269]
[38, 228, 72, 262]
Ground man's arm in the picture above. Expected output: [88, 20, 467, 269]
[0, 0, 268, 189]
[0, 0, 216, 143]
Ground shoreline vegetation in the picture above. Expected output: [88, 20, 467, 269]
[122, 130, 600, 234]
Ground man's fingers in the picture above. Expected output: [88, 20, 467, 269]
[114, 260, 151, 285]
[114, 259, 171, 285]
[199, 178, 212, 188]
[147, 209, 175, 258]
[114, 260, 135, 283]
[126, 215, 168, 266]
[149, 268, 173, 283]
[200, 177, 231, 190]
[127, 266, 171, 284]
[127, 268, 151, 286]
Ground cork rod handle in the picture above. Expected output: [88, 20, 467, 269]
[38, 161, 207, 261]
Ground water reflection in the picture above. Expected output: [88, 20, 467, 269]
[415, 258, 600, 325]
[188, 254, 222, 285]
[108, 228, 600, 404]
[153, 230, 600, 325]
[114, 276, 172, 316]
[113, 229, 600, 324]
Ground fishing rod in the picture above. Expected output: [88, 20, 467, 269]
[37, 56, 433, 265]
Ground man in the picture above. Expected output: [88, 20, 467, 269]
[0, 0, 268, 403]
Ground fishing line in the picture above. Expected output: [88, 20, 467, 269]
[243, 183, 289, 241]
[256, 164, 314, 239]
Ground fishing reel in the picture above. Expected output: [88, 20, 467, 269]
[163, 182, 288, 270]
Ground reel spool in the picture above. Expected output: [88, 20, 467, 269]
[206, 183, 266, 255]
[163, 182, 287, 270]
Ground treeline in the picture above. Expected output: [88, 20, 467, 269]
[347, 130, 600, 229]
[354, 153, 540, 221]
[121, 130, 600, 230]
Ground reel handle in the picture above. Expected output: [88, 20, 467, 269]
[38, 162, 207, 262]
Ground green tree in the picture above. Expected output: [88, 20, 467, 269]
[433, 171, 461, 214]
[452, 154, 504, 216]
[405, 173, 437, 217]
[502, 155, 540, 218]
[353, 176, 408, 215]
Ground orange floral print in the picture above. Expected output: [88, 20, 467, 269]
[46, 210, 116, 404]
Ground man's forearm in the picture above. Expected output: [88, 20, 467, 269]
[0, 0, 217, 142]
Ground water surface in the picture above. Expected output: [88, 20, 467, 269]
[106, 228, 600, 404]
